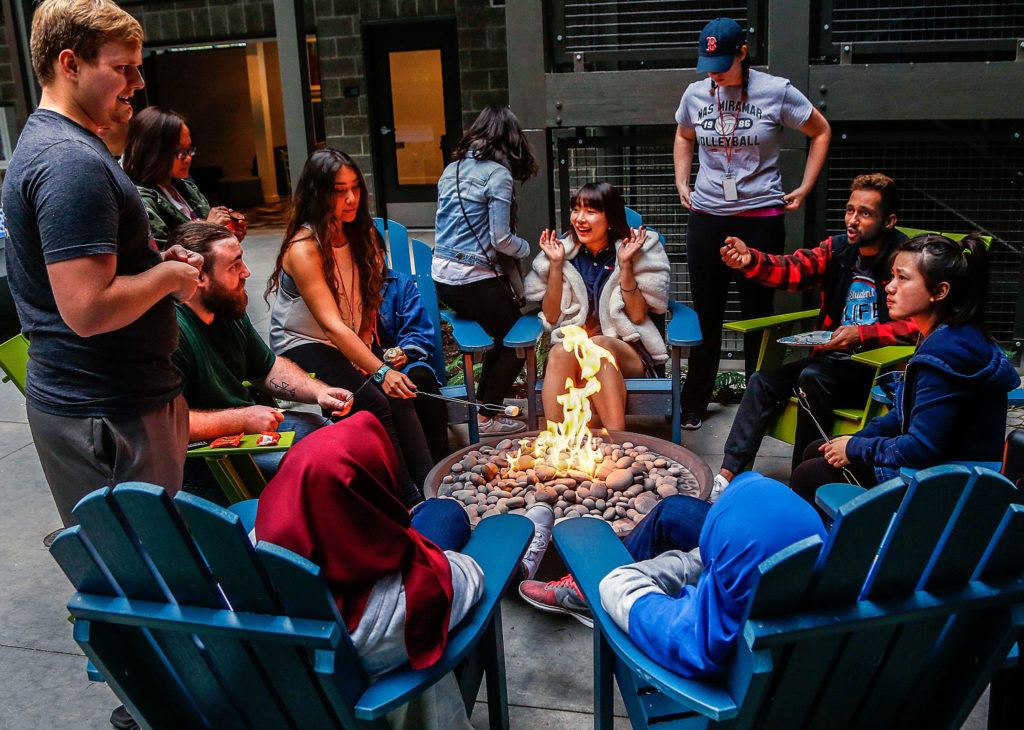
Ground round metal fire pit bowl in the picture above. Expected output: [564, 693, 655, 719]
[424, 431, 713, 582]
[424, 430, 714, 503]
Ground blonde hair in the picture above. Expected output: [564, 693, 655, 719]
[30, 0, 143, 85]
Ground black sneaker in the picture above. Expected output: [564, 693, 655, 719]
[681, 412, 703, 430]
[110, 705, 140, 730]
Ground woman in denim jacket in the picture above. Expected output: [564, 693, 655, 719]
[431, 107, 537, 436]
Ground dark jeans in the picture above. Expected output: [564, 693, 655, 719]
[435, 277, 524, 418]
[681, 210, 785, 416]
[411, 497, 471, 551]
[282, 342, 432, 508]
[623, 495, 712, 561]
[789, 438, 878, 508]
[405, 363, 450, 462]
[721, 355, 876, 474]
[182, 409, 331, 507]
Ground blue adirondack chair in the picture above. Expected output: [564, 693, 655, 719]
[374, 217, 494, 444]
[503, 208, 702, 444]
[554, 465, 1024, 729]
[49, 483, 533, 729]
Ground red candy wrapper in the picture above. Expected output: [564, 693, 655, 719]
[210, 433, 243, 448]
[256, 431, 281, 446]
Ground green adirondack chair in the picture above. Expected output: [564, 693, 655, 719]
[720, 226, 990, 450]
[50, 483, 534, 729]
[554, 464, 1024, 729]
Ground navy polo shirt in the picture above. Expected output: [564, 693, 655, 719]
[571, 244, 616, 335]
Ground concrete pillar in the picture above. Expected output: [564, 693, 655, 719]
[246, 43, 280, 204]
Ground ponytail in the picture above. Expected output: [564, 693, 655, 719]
[896, 233, 990, 332]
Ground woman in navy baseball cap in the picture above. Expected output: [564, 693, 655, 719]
[675, 17, 832, 431]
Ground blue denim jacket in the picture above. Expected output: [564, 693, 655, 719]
[432, 155, 529, 284]
[377, 267, 441, 385]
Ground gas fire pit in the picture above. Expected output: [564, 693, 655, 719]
[425, 430, 713, 535]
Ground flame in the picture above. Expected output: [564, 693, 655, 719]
[510, 326, 617, 476]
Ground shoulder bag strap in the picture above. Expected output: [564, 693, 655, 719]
[454, 159, 502, 277]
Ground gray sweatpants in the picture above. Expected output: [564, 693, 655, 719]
[28, 394, 189, 527]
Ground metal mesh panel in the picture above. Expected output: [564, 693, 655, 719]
[829, 1, 1024, 44]
[553, 130, 747, 356]
[556, 0, 750, 63]
[824, 127, 1024, 345]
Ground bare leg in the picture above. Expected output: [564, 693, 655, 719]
[589, 336, 645, 431]
[541, 343, 579, 425]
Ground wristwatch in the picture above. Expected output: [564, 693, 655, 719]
[372, 364, 391, 383]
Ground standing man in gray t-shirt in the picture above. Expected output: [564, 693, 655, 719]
[1, 0, 202, 526]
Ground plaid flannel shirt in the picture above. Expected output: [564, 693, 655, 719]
[741, 236, 919, 349]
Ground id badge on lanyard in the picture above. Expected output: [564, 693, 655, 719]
[723, 173, 738, 202]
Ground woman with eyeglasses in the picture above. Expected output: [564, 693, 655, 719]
[123, 106, 246, 248]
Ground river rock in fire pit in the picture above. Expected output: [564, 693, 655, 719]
[606, 468, 635, 491]
[429, 432, 708, 535]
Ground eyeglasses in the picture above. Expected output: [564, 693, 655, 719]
[174, 147, 197, 161]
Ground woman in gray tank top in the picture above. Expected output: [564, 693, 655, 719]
[265, 149, 431, 507]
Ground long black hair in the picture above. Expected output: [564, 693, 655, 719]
[122, 106, 187, 186]
[896, 233, 990, 333]
[452, 106, 538, 183]
[569, 182, 631, 247]
[265, 149, 384, 325]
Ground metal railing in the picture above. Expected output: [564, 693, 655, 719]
[549, 0, 761, 71]
[813, 0, 1024, 62]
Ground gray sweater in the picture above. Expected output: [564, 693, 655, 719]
[351, 551, 485, 679]
[599, 548, 703, 633]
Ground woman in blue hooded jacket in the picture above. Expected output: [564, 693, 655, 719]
[790, 233, 1019, 499]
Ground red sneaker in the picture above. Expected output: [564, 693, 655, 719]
[518, 574, 593, 628]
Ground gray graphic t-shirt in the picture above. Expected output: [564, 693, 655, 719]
[675, 69, 814, 215]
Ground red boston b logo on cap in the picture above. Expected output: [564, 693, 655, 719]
[706, 37, 717, 52]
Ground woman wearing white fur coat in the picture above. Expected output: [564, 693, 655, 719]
[524, 182, 670, 430]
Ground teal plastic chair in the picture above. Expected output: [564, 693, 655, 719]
[554, 465, 1024, 729]
[374, 217, 494, 443]
[50, 483, 533, 729]
[503, 208, 702, 443]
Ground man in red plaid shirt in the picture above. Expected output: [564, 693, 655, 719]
[709, 174, 918, 501]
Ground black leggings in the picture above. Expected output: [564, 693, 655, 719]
[790, 438, 878, 508]
[680, 210, 785, 415]
[405, 364, 450, 463]
[281, 342, 432, 507]
[435, 277, 524, 418]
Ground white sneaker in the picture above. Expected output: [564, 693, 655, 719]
[519, 504, 554, 579]
[478, 415, 526, 435]
[708, 474, 729, 504]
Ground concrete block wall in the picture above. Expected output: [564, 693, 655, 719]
[128, 0, 277, 45]
[313, 0, 509, 198]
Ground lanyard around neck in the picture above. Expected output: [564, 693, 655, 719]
[715, 85, 741, 169]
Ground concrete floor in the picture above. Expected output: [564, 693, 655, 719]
[0, 225, 989, 729]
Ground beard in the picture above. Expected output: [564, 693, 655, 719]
[203, 281, 248, 320]
[854, 220, 887, 249]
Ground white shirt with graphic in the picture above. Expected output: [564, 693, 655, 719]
[675, 68, 813, 215]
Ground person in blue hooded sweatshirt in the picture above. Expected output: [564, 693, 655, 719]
[789, 233, 1020, 500]
[598, 472, 826, 677]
